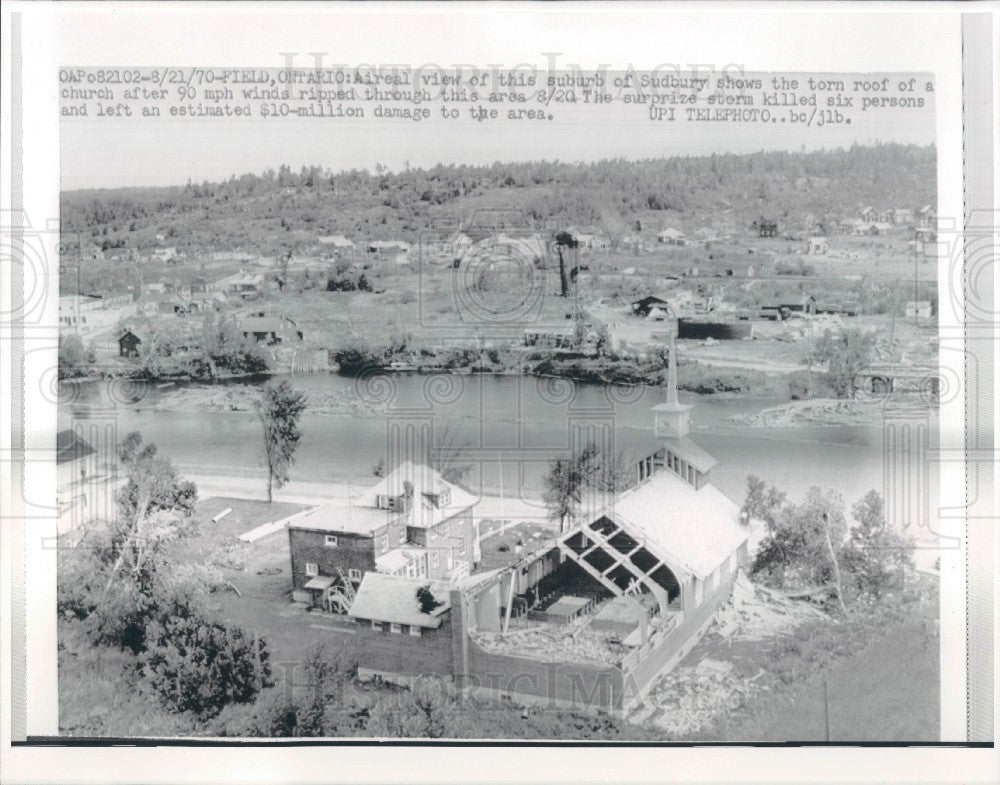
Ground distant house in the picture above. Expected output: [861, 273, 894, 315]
[157, 295, 194, 315]
[752, 218, 778, 238]
[239, 315, 303, 344]
[904, 301, 933, 319]
[152, 247, 179, 263]
[807, 237, 829, 255]
[657, 228, 686, 245]
[367, 241, 411, 257]
[211, 272, 264, 301]
[119, 329, 145, 358]
[917, 205, 936, 227]
[860, 206, 886, 224]
[778, 295, 817, 315]
[887, 208, 914, 225]
[56, 428, 96, 485]
[447, 231, 474, 262]
[287, 461, 479, 613]
[318, 234, 355, 254]
[523, 325, 575, 349]
[145, 281, 175, 295]
[815, 302, 861, 317]
[631, 295, 671, 317]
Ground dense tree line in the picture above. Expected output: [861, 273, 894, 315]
[61, 144, 935, 256]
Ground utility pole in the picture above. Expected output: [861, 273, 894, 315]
[823, 677, 831, 741]
[76, 232, 83, 335]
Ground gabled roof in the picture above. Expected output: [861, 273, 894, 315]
[317, 234, 354, 247]
[348, 573, 452, 628]
[607, 470, 746, 579]
[358, 461, 478, 529]
[56, 429, 96, 465]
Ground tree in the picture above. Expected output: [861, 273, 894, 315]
[839, 490, 914, 599]
[807, 326, 878, 398]
[542, 441, 620, 531]
[751, 486, 849, 613]
[256, 380, 308, 502]
[58, 334, 96, 379]
[429, 423, 473, 486]
[554, 232, 578, 298]
[106, 433, 198, 594]
[743, 475, 787, 554]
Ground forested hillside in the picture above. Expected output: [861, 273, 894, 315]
[61, 143, 935, 256]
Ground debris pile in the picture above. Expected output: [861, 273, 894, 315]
[472, 620, 626, 666]
[640, 658, 765, 736]
[712, 573, 827, 641]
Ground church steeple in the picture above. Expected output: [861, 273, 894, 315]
[652, 338, 693, 440]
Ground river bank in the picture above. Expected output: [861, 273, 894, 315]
[727, 395, 936, 427]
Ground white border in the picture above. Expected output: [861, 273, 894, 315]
[2, 2, 996, 783]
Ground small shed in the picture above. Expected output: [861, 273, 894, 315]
[807, 237, 829, 255]
[119, 329, 145, 358]
[631, 295, 670, 317]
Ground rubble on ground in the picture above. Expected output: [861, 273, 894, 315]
[629, 574, 829, 736]
[712, 572, 827, 641]
[472, 619, 626, 666]
[640, 658, 765, 736]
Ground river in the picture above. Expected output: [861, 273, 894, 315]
[59, 372, 936, 517]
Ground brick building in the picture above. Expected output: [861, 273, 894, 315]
[288, 462, 479, 613]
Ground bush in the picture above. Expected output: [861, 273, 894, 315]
[140, 598, 271, 718]
[58, 334, 97, 379]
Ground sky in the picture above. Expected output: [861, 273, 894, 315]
[50, 8, 942, 191]
[60, 101, 936, 191]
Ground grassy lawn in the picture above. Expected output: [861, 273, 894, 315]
[183, 496, 363, 668]
[724, 616, 939, 742]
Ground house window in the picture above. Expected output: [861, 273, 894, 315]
[305, 563, 319, 577]
[390, 623, 402, 634]
[324, 535, 338, 548]
[409, 625, 422, 637]
[398, 527, 406, 545]
[406, 561, 416, 578]
[348, 568, 362, 581]
[446, 550, 454, 569]
[379, 535, 389, 552]
[431, 550, 440, 568]
[694, 578, 703, 606]
[371, 620, 382, 632]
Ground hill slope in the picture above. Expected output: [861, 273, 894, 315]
[61, 143, 935, 256]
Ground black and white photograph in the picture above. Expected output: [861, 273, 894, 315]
[1, 2, 997, 782]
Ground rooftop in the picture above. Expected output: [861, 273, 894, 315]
[56, 429, 96, 465]
[609, 469, 747, 579]
[292, 503, 394, 535]
[358, 461, 478, 529]
[348, 573, 452, 628]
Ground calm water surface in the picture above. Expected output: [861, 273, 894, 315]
[60, 373, 937, 514]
